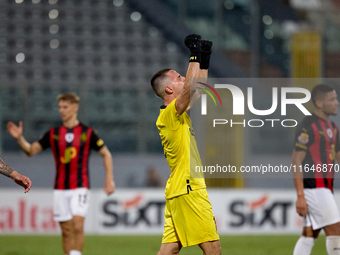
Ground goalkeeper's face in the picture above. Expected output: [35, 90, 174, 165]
[168, 70, 185, 97]
[58, 100, 79, 122]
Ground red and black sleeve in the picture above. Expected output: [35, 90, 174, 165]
[89, 130, 105, 151]
[37, 130, 51, 150]
[294, 117, 315, 151]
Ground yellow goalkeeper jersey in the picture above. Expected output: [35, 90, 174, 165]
[156, 98, 206, 199]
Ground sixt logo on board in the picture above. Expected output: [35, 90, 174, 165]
[102, 193, 165, 227]
[228, 195, 292, 228]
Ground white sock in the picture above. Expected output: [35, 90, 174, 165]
[293, 236, 315, 255]
[326, 236, 340, 255]
[69, 251, 82, 255]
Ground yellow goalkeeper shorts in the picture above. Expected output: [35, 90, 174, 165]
[161, 188, 219, 247]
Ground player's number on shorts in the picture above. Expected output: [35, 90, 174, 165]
[79, 194, 87, 206]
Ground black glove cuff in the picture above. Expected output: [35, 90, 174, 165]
[200, 52, 211, 69]
[200, 40, 212, 69]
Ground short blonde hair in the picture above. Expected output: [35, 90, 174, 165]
[56, 92, 80, 104]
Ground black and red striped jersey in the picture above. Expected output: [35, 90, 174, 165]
[294, 114, 340, 191]
[38, 123, 104, 190]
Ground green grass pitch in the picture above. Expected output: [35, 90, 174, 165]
[0, 235, 327, 254]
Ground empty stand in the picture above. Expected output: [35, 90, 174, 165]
[1, 0, 189, 153]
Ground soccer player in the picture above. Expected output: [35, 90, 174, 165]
[0, 157, 32, 193]
[293, 84, 340, 255]
[151, 34, 221, 255]
[7, 93, 115, 255]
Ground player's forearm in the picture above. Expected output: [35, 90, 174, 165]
[192, 68, 208, 97]
[186, 88, 203, 112]
[0, 157, 15, 177]
[16, 136, 33, 156]
[9, 170, 20, 180]
[178, 62, 200, 112]
[292, 149, 307, 197]
[292, 158, 304, 198]
[186, 69, 208, 112]
[199, 68, 208, 79]
[184, 62, 201, 96]
[103, 151, 114, 181]
[293, 178, 305, 197]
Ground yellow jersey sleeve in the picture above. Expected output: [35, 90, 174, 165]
[156, 98, 206, 199]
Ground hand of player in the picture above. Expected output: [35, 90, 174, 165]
[7, 121, 23, 140]
[201, 40, 213, 54]
[296, 196, 307, 217]
[10, 171, 32, 193]
[104, 179, 115, 195]
[184, 34, 201, 51]
[200, 40, 213, 69]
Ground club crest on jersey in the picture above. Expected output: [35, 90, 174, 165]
[298, 133, 309, 145]
[81, 132, 87, 143]
[327, 128, 333, 139]
[65, 133, 74, 143]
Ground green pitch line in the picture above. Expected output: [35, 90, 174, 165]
[0, 235, 326, 255]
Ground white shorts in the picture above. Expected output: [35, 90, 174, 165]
[53, 188, 90, 222]
[304, 188, 340, 230]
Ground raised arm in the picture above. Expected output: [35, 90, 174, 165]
[98, 145, 115, 195]
[186, 68, 208, 112]
[0, 157, 32, 193]
[292, 149, 307, 217]
[7, 121, 42, 156]
[175, 34, 202, 115]
[175, 62, 200, 115]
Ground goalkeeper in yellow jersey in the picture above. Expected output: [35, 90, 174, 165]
[150, 34, 221, 255]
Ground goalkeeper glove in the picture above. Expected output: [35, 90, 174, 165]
[184, 34, 201, 63]
[200, 40, 213, 69]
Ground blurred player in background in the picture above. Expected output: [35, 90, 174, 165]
[145, 166, 164, 188]
[293, 84, 340, 255]
[151, 34, 221, 255]
[0, 157, 31, 193]
[7, 92, 115, 255]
